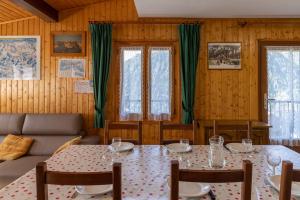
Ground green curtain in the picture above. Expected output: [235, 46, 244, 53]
[178, 24, 200, 124]
[90, 23, 112, 128]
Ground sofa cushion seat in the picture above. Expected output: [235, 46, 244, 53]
[0, 155, 48, 188]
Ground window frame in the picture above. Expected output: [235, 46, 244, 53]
[119, 46, 144, 121]
[115, 41, 177, 122]
[147, 46, 173, 120]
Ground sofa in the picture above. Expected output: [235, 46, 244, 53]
[0, 113, 99, 189]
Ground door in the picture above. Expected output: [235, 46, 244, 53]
[260, 41, 300, 144]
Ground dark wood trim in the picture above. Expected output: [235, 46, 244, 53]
[10, 0, 58, 22]
[104, 120, 143, 145]
[170, 160, 252, 200]
[89, 19, 203, 25]
[280, 160, 293, 200]
[36, 162, 122, 200]
[159, 120, 197, 145]
[258, 40, 300, 122]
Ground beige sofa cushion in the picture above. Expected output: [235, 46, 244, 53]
[0, 114, 25, 135]
[22, 114, 83, 135]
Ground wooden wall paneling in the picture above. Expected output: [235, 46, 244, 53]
[44, 19, 51, 113]
[0, 0, 289, 143]
[27, 19, 34, 113]
[50, 22, 56, 113]
[6, 23, 12, 113]
[17, 20, 23, 113]
[39, 19, 45, 113]
[12, 22, 18, 113]
[76, 9, 83, 115]
[0, 24, 6, 113]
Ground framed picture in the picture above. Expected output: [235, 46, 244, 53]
[74, 80, 93, 93]
[0, 36, 40, 80]
[208, 42, 241, 69]
[51, 32, 86, 56]
[58, 58, 85, 78]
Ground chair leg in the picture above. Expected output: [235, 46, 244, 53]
[280, 161, 293, 200]
[170, 160, 179, 200]
[113, 163, 122, 200]
[242, 160, 252, 200]
[36, 162, 48, 200]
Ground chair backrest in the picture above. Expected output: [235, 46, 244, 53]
[104, 120, 142, 145]
[36, 162, 122, 200]
[280, 160, 300, 200]
[159, 120, 197, 145]
[170, 160, 252, 200]
[213, 120, 252, 144]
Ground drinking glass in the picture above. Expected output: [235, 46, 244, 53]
[242, 138, 253, 152]
[208, 136, 225, 168]
[180, 139, 190, 151]
[112, 137, 122, 151]
[267, 153, 281, 176]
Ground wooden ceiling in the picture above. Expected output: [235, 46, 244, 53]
[45, 0, 107, 11]
[0, 0, 107, 23]
[0, 0, 32, 23]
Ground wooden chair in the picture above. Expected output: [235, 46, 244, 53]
[279, 160, 300, 200]
[159, 120, 197, 145]
[36, 162, 122, 200]
[104, 120, 142, 145]
[213, 120, 252, 144]
[170, 160, 252, 200]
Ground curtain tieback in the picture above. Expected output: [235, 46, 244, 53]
[95, 106, 103, 113]
[182, 104, 193, 113]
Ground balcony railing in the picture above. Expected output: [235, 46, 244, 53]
[268, 99, 300, 139]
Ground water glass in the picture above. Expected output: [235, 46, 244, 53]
[180, 139, 190, 150]
[208, 136, 225, 168]
[242, 138, 253, 152]
[112, 137, 122, 151]
[267, 153, 281, 175]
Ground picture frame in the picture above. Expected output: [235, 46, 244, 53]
[58, 58, 85, 78]
[208, 42, 241, 69]
[0, 36, 40, 80]
[51, 31, 86, 57]
[74, 80, 93, 93]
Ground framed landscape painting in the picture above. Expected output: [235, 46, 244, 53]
[74, 80, 93, 93]
[0, 36, 40, 80]
[51, 32, 86, 56]
[208, 42, 241, 69]
[58, 58, 85, 78]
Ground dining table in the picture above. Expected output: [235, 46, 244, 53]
[0, 145, 300, 200]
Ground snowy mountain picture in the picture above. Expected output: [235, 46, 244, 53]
[0, 36, 40, 80]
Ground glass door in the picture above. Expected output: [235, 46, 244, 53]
[265, 46, 300, 144]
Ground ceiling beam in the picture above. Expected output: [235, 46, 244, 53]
[10, 0, 58, 22]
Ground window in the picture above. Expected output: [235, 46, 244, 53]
[148, 47, 172, 120]
[119, 45, 173, 121]
[120, 47, 143, 120]
[266, 46, 300, 145]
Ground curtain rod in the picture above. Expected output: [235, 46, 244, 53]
[88, 20, 203, 25]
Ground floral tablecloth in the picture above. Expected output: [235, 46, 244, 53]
[0, 145, 300, 200]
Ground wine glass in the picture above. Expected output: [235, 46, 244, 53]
[112, 137, 122, 152]
[267, 153, 281, 176]
[180, 139, 190, 151]
[242, 138, 253, 152]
